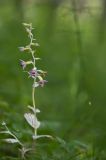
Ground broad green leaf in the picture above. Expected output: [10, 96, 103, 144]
[24, 113, 40, 129]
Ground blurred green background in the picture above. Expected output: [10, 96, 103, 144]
[0, 0, 106, 159]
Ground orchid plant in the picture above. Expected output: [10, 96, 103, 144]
[1, 23, 52, 159]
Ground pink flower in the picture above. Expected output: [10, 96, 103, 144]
[38, 79, 48, 87]
[29, 68, 38, 78]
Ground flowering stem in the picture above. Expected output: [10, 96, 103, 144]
[32, 79, 37, 136]
[30, 43, 37, 136]
[19, 23, 48, 139]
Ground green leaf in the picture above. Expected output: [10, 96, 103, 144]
[0, 131, 10, 134]
[3, 138, 19, 144]
[24, 113, 40, 129]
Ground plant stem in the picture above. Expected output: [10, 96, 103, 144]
[32, 78, 37, 136]
[29, 24, 37, 136]
[32, 85, 35, 110]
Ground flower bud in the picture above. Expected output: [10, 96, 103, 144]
[23, 23, 32, 27]
[19, 46, 30, 52]
[19, 47, 25, 52]
[35, 43, 40, 47]
[20, 60, 26, 70]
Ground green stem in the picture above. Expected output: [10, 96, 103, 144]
[32, 79, 37, 136]
[29, 26, 37, 136]
[32, 81, 36, 110]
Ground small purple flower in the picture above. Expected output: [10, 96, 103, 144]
[20, 60, 26, 70]
[38, 80, 48, 87]
[29, 68, 38, 78]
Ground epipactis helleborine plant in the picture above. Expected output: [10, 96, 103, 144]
[20, 23, 52, 140]
[1, 23, 52, 159]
